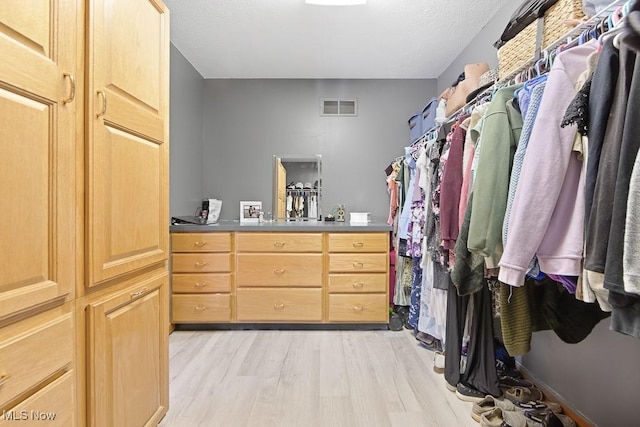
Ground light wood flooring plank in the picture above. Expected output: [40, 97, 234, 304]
[160, 329, 479, 427]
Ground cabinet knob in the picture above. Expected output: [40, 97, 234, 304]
[194, 241, 208, 247]
[273, 241, 286, 248]
[352, 242, 364, 247]
[274, 302, 285, 309]
[195, 306, 207, 311]
[194, 282, 208, 288]
[0, 374, 10, 387]
[352, 282, 364, 289]
[273, 268, 286, 275]
[352, 305, 364, 312]
[63, 73, 75, 104]
[194, 262, 209, 268]
[352, 262, 364, 268]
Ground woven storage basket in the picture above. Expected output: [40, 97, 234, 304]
[498, 0, 585, 79]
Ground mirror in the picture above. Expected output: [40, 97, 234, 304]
[272, 155, 322, 220]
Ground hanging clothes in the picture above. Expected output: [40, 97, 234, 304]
[499, 41, 599, 287]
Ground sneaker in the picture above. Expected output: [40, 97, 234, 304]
[514, 400, 562, 414]
[433, 351, 445, 374]
[504, 386, 544, 404]
[455, 382, 486, 403]
[480, 408, 527, 427]
[499, 375, 534, 389]
[445, 382, 457, 392]
[523, 410, 576, 427]
[471, 396, 515, 422]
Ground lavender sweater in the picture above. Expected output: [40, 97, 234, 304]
[499, 41, 597, 287]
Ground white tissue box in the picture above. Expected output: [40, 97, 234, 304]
[349, 212, 371, 224]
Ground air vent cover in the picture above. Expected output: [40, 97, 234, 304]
[321, 98, 357, 116]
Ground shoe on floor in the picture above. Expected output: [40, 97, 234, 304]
[445, 381, 457, 392]
[433, 351, 445, 374]
[504, 386, 543, 404]
[514, 400, 562, 414]
[480, 408, 527, 427]
[499, 375, 535, 389]
[455, 382, 486, 403]
[524, 410, 576, 427]
[471, 396, 515, 422]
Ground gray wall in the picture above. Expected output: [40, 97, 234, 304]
[202, 79, 436, 221]
[437, 4, 640, 427]
[437, 0, 521, 93]
[169, 44, 205, 216]
[521, 321, 640, 426]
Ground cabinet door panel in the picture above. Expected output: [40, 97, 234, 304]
[0, 0, 76, 320]
[87, 0, 169, 285]
[88, 274, 168, 427]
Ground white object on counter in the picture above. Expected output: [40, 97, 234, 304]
[349, 212, 371, 224]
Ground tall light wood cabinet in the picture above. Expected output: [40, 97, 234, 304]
[0, 1, 78, 425]
[0, 0, 170, 425]
[82, 0, 170, 426]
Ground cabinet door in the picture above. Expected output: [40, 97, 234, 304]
[0, 0, 77, 320]
[87, 273, 168, 427]
[86, 0, 170, 285]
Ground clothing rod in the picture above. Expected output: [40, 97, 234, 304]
[497, 0, 627, 83]
[443, 0, 628, 123]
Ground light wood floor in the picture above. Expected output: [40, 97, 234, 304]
[159, 329, 478, 427]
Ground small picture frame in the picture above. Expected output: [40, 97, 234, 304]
[240, 201, 262, 224]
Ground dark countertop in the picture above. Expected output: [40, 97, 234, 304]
[170, 217, 392, 232]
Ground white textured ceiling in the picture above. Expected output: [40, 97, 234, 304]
[164, 0, 510, 79]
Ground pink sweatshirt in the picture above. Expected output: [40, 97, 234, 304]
[498, 41, 598, 287]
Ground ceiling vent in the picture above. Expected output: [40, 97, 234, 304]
[321, 98, 357, 116]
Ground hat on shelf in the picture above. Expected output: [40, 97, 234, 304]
[287, 182, 295, 189]
[303, 182, 313, 189]
[295, 182, 304, 189]
[465, 68, 499, 103]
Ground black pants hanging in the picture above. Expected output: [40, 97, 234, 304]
[444, 282, 501, 397]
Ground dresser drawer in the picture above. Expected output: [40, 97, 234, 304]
[328, 253, 387, 273]
[328, 273, 387, 293]
[236, 254, 322, 287]
[0, 371, 74, 426]
[236, 233, 322, 253]
[236, 288, 322, 322]
[328, 233, 388, 253]
[172, 273, 231, 293]
[328, 294, 388, 322]
[171, 232, 231, 252]
[172, 253, 231, 273]
[0, 313, 72, 408]
[172, 294, 231, 323]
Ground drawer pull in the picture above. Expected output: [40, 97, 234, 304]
[194, 306, 207, 311]
[353, 305, 364, 312]
[274, 268, 286, 275]
[130, 287, 148, 298]
[0, 374, 10, 387]
[194, 241, 208, 247]
[194, 282, 208, 288]
[352, 282, 364, 289]
[352, 242, 364, 247]
[194, 262, 209, 267]
[353, 262, 364, 268]
[273, 241, 286, 247]
[274, 303, 285, 309]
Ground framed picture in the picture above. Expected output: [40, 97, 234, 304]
[240, 201, 262, 224]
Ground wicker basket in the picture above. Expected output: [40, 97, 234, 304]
[498, 0, 585, 79]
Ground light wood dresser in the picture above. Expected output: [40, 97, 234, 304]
[170, 222, 392, 326]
